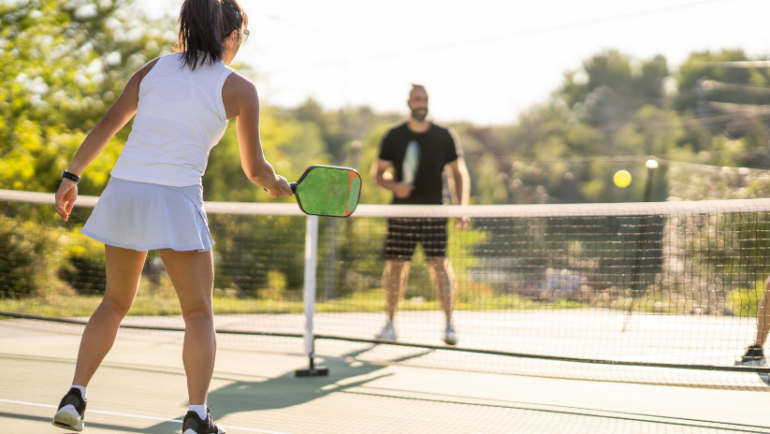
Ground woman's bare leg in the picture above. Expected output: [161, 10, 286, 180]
[159, 249, 215, 406]
[72, 245, 146, 386]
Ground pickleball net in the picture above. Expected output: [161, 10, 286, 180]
[1, 188, 770, 391]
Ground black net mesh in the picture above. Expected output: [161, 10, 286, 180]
[2, 192, 770, 390]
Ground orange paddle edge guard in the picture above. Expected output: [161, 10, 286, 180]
[344, 170, 362, 216]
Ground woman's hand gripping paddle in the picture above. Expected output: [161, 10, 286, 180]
[266, 166, 362, 217]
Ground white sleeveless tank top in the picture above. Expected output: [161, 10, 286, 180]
[111, 52, 234, 187]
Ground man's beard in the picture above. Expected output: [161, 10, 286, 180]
[411, 108, 428, 122]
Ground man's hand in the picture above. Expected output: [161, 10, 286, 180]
[393, 183, 414, 199]
[266, 175, 293, 199]
[374, 160, 415, 199]
[55, 180, 78, 222]
[455, 216, 470, 231]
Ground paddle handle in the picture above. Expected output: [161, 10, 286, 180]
[263, 182, 297, 193]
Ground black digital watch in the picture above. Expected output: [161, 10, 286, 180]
[61, 170, 81, 184]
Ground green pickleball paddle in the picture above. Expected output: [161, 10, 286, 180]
[267, 166, 362, 217]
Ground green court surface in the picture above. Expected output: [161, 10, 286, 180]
[1, 321, 769, 434]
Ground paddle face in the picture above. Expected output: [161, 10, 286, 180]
[294, 165, 361, 217]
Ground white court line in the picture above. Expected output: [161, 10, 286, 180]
[0, 399, 292, 434]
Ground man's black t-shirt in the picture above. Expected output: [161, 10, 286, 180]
[378, 122, 461, 205]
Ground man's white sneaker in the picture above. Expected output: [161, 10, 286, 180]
[376, 322, 398, 341]
[444, 324, 458, 346]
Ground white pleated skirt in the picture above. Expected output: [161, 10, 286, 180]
[82, 177, 214, 252]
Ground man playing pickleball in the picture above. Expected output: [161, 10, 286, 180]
[372, 84, 470, 345]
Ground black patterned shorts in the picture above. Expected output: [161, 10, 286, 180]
[384, 218, 448, 259]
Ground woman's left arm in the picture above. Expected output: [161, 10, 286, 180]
[55, 59, 158, 221]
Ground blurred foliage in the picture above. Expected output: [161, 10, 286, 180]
[4, 0, 770, 310]
[0, 214, 59, 298]
[0, 0, 176, 194]
[451, 49, 770, 205]
[728, 280, 766, 318]
[57, 229, 106, 295]
[208, 213, 306, 294]
[3, 0, 770, 206]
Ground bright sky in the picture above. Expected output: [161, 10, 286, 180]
[136, 0, 770, 125]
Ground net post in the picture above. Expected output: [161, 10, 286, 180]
[296, 215, 328, 377]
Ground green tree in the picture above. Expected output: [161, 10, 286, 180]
[560, 51, 669, 129]
[0, 0, 175, 194]
[292, 99, 392, 166]
[615, 105, 685, 156]
[676, 49, 770, 114]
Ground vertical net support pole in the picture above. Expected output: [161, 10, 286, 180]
[296, 214, 329, 377]
[623, 160, 658, 333]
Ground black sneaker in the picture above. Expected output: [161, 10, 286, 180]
[183, 409, 226, 434]
[52, 388, 86, 432]
[737, 345, 767, 366]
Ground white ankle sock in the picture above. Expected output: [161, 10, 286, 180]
[189, 404, 207, 420]
[70, 385, 87, 401]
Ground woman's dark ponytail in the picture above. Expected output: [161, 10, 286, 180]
[177, 0, 247, 70]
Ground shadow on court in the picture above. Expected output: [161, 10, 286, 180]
[2, 340, 768, 434]
[141, 346, 420, 431]
[136, 344, 770, 434]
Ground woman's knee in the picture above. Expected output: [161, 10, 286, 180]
[100, 296, 132, 318]
[181, 305, 214, 323]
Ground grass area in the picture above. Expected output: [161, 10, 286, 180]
[0, 294, 306, 318]
[0, 289, 587, 319]
[7, 279, 750, 320]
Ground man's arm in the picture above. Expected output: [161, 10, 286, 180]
[445, 128, 469, 206]
[446, 158, 470, 206]
[372, 159, 413, 199]
[446, 157, 470, 230]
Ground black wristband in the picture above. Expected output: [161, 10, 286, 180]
[61, 170, 81, 184]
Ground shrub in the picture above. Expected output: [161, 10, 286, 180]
[728, 280, 766, 317]
[0, 215, 61, 298]
[57, 230, 107, 295]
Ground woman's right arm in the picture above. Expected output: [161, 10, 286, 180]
[223, 73, 292, 199]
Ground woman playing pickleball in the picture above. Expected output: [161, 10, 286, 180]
[51, 0, 291, 432]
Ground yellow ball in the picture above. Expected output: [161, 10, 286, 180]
[613, 170, 632, 188]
